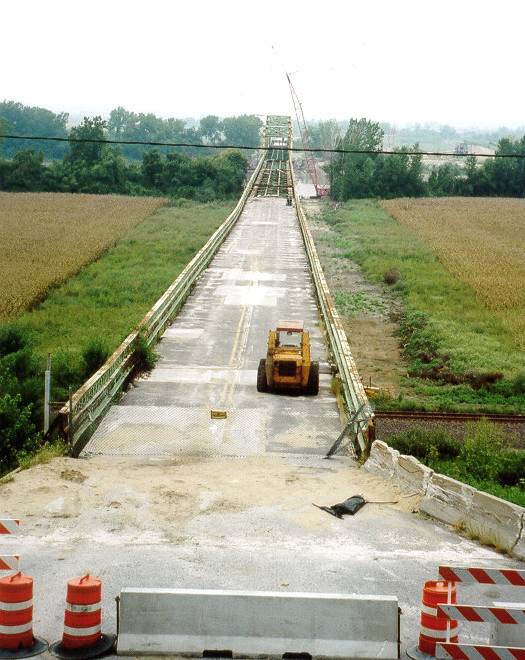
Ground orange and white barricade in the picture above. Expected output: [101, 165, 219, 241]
[431, 565, 525, 660]
[50, 575, 114, 660]
[0, 522, 19, 537]
[0, 572, 47, 658]
[1, 520, 20, 577]
[436, 642, 525, 659]
[0, 558, 19, 574]
[439, 566, 525, 588]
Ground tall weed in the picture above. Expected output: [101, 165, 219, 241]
[460, 419, 504, 481]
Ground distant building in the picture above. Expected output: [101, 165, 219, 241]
[454, 142, 470, 155]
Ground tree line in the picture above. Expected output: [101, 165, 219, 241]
[329, 119, 525, 200]
[0, 101, 263, 157]
[0, 115, 250, 200]
[301, 118, 525, 153]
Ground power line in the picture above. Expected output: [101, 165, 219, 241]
[1, 133, 524, 158]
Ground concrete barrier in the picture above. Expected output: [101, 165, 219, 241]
[396, 454, 433, 494]
[466, 490, 525, 553]
[363, 441, 525, 559]
[116, 588, 400, 658]
[420, 473, 475, 527]
[363, 440, 399, 480]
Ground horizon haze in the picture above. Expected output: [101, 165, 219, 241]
[2, 0, 525, 129]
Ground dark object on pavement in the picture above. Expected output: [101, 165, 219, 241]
[313, 495, 366, 518]
[313, 495, 399, 518]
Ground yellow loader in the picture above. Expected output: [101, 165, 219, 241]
[257, 320, 319, 395]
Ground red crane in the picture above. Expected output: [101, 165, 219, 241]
[286, 73, 329, 197]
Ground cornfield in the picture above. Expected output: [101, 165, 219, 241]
[381, 197, 525, 350]
[0, 192, 166, 321]
[381, 197, 525, 311]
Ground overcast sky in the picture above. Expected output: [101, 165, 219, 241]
[2, 0, 524, 128]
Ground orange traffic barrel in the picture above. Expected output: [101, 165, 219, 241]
[50, 575, 114, 660]
[407, 580, 458, 659]
[0, 572, 48, 658]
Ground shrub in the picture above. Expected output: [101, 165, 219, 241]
[0, 393, 40, 474]
[512, 372, 525, 394]
[388, 426, 460, 460]
[52, 351, 83, 401]
[383, 267, 400, 285]
[1, 348, 36, 381]
[0, 325, 28, 357]
[459, 419, 503, 482]
[398, 311, 440, 361]
[82, 338, 109, 380]
[133, 334, 158, 374]
[469, 371, 504, 390]
[496, 452, 525, 487]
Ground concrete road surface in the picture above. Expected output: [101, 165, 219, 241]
[1, 197, 522, 657]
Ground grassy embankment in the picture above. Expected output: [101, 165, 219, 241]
[318, 199, 525, 413]
[17, 199, 234, 376]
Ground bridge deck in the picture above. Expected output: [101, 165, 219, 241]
[83, 196, 342, 458]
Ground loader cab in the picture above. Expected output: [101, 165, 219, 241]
[277, 329, 302, 349]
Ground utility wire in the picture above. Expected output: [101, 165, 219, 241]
[1, 133, 524, 158]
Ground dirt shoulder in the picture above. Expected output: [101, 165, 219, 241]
[304, 200, 405, 396]
[0, 454, 416, 544]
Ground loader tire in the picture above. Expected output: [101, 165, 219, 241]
[307, 361, 319, 395]
[257, 359, 268, 392]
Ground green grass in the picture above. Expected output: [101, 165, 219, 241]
[15, 200, 234, 376]
[17, 439, 68, 471]
[334, 290, 387, 316]
[320, 199, 525, 412]
[432, 464, 525, 508]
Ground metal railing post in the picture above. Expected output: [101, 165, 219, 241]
[68, 387, 73, 446]
[44, 354, 51, 434]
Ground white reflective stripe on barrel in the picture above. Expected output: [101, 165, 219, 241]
[66, 601, 101, 613]
[421, 603, 439, 617]
[0, 622, 33, 634]
[0, 599, 33, 612]
[63, 624, 101, 637]
[420, 624, 458, 639]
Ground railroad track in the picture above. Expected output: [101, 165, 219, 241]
[375, 410, 525, 446]
[375, 410, 525, 424]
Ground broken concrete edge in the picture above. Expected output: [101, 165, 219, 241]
[363, 440, 525, 561]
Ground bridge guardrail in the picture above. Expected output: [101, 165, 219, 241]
[57, 154, 265, 453]
[290, 165, 373, 456]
